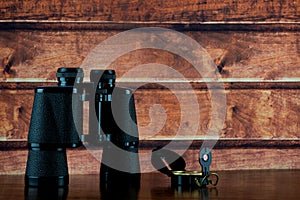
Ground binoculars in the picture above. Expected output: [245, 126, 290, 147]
[25, 68, 140, 188]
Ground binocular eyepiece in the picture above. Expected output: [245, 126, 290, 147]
[25, 68, 140, 188]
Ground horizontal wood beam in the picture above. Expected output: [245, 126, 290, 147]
[1, 80, 300, 90]
[0, 0, 298, 23]
[1, 139, 300, 150]
[1, 89, 299, 140]
[1, 30, 299, 80]
[0, 21, 299, 31]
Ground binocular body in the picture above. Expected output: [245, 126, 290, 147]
[25, 68, 140, 187]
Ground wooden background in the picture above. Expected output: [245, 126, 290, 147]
[0, 0, 299, 174]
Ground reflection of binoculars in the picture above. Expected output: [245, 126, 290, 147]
[25, 68, 140, 187]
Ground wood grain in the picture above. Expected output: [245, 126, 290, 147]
[0, 47, 15, 79]
[0, 90, 33, 140]
[135, 89, 300, 139]
[0, 0, 299, 22]
[0, 88, 299, 140]
[0, 148, 299, 174]
[0, 0, 298, 175]
[0, 30, 299, 80]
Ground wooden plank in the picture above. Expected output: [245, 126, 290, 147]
[1, 139, 300, 150]
[138, 139, 300, 149]
[1, 80, 300, 90]
[0, 30, 299, 80]
[0, 81, 55, 90]
[0, 0, 299, 22]
[0, 148, 299, 174]
[118, 80, 300, 90]
[0, 89, 299, 140]
[1, 21, 300, 31]
[135, 89, 300, 139]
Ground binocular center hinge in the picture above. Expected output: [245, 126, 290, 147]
[97, 93, 112, 102]
[80, 93, 91, 101]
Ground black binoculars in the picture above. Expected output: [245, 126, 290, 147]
[25, 68, 140, 188]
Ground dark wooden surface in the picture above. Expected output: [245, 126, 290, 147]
[0, 170, 300, 199]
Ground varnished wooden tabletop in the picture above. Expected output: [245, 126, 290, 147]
[1, 170, 299, 200]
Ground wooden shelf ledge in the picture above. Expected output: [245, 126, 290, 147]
[1, 139, 299, 151]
